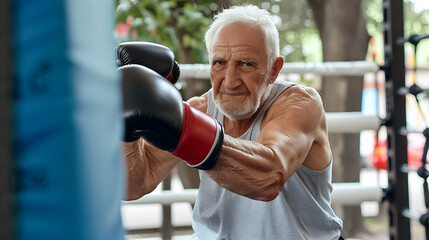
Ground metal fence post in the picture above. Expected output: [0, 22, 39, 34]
[383, 0, 411, 239]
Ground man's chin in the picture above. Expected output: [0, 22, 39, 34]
[214, 95, 259, 120]
[217, 104, 257, 121]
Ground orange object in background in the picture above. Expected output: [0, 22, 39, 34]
[372, 139, 388, 170]
[371, 133, 428, 170]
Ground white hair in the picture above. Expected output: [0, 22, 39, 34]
[204, 4, 280, 67]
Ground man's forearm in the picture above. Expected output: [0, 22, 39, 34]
[205, 135, 289, 202]
[123, 140, 150, 200]
[122, 140, 182, 200]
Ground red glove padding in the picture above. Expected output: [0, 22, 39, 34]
[172, 102, 223, 169]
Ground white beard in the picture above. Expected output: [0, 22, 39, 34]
[215, 76, 273, 121]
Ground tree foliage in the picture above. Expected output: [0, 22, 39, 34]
[232, 0, 320, 62]
[114, 0, 429, 65]
[115, 0, 216, 63]
[364, 0, 429, 65]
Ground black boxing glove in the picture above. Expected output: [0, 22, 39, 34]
[116, 41, 180, 84]
[121, 64, 223, 170]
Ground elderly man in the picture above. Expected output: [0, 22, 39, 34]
[120, 4, 343, 240]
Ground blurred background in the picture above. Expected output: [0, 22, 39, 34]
[113, 0, 429, 239]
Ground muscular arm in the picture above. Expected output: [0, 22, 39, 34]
[190, 86, 328, 202]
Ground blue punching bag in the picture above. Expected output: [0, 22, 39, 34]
[13, 0, 125, 240]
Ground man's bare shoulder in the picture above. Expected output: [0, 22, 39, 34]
[263, 83, 325, 128]
[275, 83, 323, 108]
[187, 92, 209, 112]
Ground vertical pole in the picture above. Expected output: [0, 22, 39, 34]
[0, 0, 14, 239]
[383, 0, 410, 239]
[161, 175, 173, 240]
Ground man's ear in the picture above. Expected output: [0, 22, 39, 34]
[269, 57, 284, 84]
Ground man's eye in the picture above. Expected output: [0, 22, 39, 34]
[214, 60, 224, 65]
[242, 62, 253, 67]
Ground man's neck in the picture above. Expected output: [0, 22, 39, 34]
[223, 115, 255, 138]
[220, 83, 273, 138]
[223, 97, 267, 138]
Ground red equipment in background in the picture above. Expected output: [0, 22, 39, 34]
[371, 133, 428, 170]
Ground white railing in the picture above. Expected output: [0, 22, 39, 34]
[123, 182, 382, 206]
[326, 112, 379, 133]
[179, 61, 379, 79]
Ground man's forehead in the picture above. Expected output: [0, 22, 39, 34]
[213, 23, 264, 47]
[212, 45, 260, 57]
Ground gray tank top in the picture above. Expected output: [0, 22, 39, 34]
[192, 81, 343, 240]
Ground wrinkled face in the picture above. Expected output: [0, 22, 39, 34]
[210, 22, 273, 121]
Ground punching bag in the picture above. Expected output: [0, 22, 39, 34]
[13, 1, 125, 240]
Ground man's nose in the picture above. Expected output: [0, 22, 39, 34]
[224, 65, 241, 89]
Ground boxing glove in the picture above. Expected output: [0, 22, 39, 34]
[116, 41, 180, 84]
[120, 64, 223, 170]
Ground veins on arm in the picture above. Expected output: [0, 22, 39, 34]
[204, 86, 324, 202]
[123, 140, 181, 200]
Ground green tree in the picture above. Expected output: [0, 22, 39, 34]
[115, 0, 215, 63]
[233, 0, 321, 62]
[364, 0, 429, 66]
[115, 0, 429, 66]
